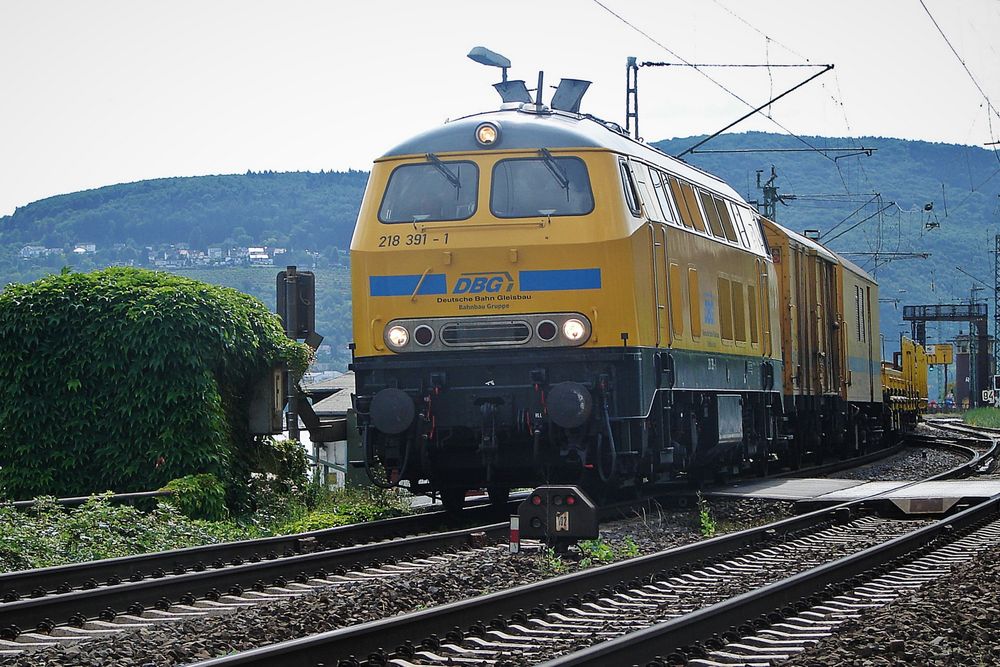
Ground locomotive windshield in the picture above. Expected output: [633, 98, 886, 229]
[491, 156, 594, 218]
[378, 160, 478, 223]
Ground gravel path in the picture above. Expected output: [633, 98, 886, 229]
[834, 446, 968, 481]
[781, 544, 1000, 667]
[0, 498, 792, 667]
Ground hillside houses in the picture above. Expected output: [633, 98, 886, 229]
[143, 245, 287, 268]
[17, 242, 333, 270]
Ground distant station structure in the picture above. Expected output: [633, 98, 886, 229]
[903, 303, 990, 408]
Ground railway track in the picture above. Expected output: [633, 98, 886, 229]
[0, 498, 521, 653]
[0, 491, 670, 657]
[184, 501, 922, 666]
[544, 494, 1000, 666]
[186, 495, 1000, 667]
[919, 419, 999, 476]
[4, 426, 992, 663]
[0, 497, 518, 604]
[179, 426, 1000, 666]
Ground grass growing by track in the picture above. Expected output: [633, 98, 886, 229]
[0, 486, 413, 574]
[963, 407, 1000, 428]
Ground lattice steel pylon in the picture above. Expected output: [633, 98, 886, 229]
[995, 234, 1000, 375]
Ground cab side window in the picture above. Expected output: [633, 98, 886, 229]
[620, 160, 641, 217]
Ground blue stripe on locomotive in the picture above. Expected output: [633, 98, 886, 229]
[369, 274, 448, 297]
[518, 268, 601, 291]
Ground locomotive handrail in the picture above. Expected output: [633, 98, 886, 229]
[413, 219, 549, 232]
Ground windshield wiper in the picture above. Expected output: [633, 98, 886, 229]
[426, 153, 461, 189]
[539, 148, 569, 191]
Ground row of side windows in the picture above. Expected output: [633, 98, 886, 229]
[622, 159, 768, 256]
[717, 275, 760, 346]
[666, 264, 770, 352]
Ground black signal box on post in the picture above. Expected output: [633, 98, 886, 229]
[518, 485, 599, 547]
[277, 267, 321, 349]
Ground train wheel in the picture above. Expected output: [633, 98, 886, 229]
[487, 486, 510, 506]
[754, 448, 770, 477]
[440, 488, 466, 514]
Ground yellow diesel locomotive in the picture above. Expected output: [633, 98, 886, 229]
[349, 62, 925, 509]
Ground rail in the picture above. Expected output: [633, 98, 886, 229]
[0, 497, 521, 624]
[543, 493, 1000, 666]
[188, 502, 858, 665]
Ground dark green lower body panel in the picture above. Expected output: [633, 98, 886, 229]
[351, 346, 794, 492]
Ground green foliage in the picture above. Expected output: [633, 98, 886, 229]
[964, 408, 1000, 428]
[619, 536, 640, 558]
[0, 495, 258, 573]
[174, 267, 353, 369]
[278, 511, 353, 534]
[578, 536, 641, 567]
[577, 538, 615, 567]
[0, 267, 312, 500]
[538, 547, 569, 575]
[697, 492, 716, 538]
[537, 536, 642, 573]
[246, 438, 309, 495]
[160, 474, 228, 521]
[270, 485, 413, 536]
[0, 482, 417, 572]
[328, 486, 413, 522]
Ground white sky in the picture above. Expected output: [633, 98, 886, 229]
[1, 0, 999, 216]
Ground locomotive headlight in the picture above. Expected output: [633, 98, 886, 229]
[475, 122, 500, 146]
[562, 318, 587, 342]
[386, 325, 409, 349]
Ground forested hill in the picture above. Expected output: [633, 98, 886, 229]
[0, 170, 368, 251]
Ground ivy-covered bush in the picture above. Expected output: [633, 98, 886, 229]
[0, 268, 311, 500]
[160, 474, 228, 521]
[0, 495, 258, 572]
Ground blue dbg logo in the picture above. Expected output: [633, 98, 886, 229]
[452, 272, 514, 294]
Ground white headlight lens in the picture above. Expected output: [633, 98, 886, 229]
[386, 325, 409, 348]
[562, 318, 586, 341]
[476, 122, 499, 146]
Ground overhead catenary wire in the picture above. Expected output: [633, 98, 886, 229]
[820, 193, 882, 239]
[918, 0, 1000, 165]
[918, 0, 1000, 122]
[823, 201, 897, 244]
[638, 62, 823, 68]
[678, 65, 834, 157]
[590, 0, 838, 163]
[712, 1, 988, 258]
[708, 0, 812, 62]
[711, 0, 875, 192]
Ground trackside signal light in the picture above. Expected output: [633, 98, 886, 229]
[553, 495, 564, 506]
[531, 494, 543, 506]
[565, 494, 576, 506]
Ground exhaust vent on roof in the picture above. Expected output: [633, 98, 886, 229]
[551, 78, 592, 114]
[494, 80, 531, 104]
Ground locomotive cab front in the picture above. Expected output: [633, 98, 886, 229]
[351, 62, 787, 509]
[350, 105, 661, 506]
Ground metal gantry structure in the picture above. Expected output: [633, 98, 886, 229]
[995, 234, 1000, 374]
[903, 303, 990, 408]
